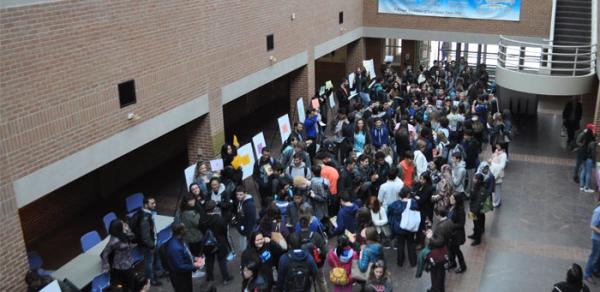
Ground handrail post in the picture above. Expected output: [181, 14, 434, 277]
[573, 47, 579, 76]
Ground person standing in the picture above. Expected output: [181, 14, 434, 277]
[489, 143, 508, 207]
[388, 187, 419, 267]
[277, 233, 318, 292]
[137, 197, 166, 286]
[235, 186, 258, 253]
[468, 174, 489, 246]
[199, 200, 234, 285]
[178, 194, 204, 279]
[446, 194, 467, 273]
[253, 148, 275, 208]
[101, 219, 136, 291]
[378, 168, 404, 213]
[164, 224, 203, 292]
[584, 198, 600, 284]
[563, 96, 583, 150]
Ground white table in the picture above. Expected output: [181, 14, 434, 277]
[51, 215, 173, 289]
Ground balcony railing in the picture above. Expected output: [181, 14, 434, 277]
[497, 35, 596, 77]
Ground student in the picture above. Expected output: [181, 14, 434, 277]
[199, 200, 234, 285]
[298, 216, 328, 292]
[241, 261, 269, 292]
[101, 219, 136, 291]
[387, 187, 419, 267]
[163, 224, 203, 292]
[136, 197, 166, 286]
[241, 231, 285, 290]
[399, 151, 415, 189]
[277, 233, 318, 292]
[553, 264, 591, 292]
[235, 185, 258, 252]
[332, 192, 359, 235]
[365, 260, 393, 292]
[327, 235, 358, 292]
[178, 194, 204, 277]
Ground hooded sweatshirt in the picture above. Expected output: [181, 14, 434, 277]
[333, 203, 359, 235]
[358, 243, 383, 272]
[327, 247, 358, 284]
[452, 160, 466, 193]
[277, 249, 318, 291]
[238, 194, 257, 236]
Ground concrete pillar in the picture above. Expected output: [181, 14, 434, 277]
[365, 38, 385, 74]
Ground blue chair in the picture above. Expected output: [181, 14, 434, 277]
[91, 272, 110, 292]
[80, 231, 101, 252]
[126, 193, 144, 217]
[27, 251, 43, 270]
[102, 212, 118, 234]
[157, 224, 173, 247]
[132, 246, 144, 265]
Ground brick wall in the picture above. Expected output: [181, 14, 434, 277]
[363, 0, 551, 38]
[346, 38, 366, 74]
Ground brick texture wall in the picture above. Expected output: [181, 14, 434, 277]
[364, 0, 552, 38]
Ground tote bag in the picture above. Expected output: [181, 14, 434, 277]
[399, 200, 421, 232]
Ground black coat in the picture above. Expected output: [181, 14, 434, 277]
[199, 213, 229, 258]
[562, 101, 583, 122]
[448, 205, 466, 246]
[241, 241, 285, 286]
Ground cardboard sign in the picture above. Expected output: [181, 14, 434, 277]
[40, 280, 61, 292]
[319, 85, 326, 96]
[297, 98, 305, 123]
[325, 80, 334, 90]
[384, 55, 394, 63]
[277, 114, 292, 143]
[252, 132, 267, 160]
[210, 159, 224, 172]
[237, 143, 255, 180]
[362, 59, 376, 78]
[329, 92, 336, 108]
[348, 72, 355, 87]
[184, 164, 196, 189]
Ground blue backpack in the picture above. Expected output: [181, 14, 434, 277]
[388, 201, 405, 235]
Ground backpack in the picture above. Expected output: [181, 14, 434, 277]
[300, 232, 323, 267]
[287, 165, 309, 178]
[329, 265, 349, 286]
[388, 202, 404, 235]
[127, 210, 143, 244]
[284, 254, 312, 292]
[202, 229, 219, 254]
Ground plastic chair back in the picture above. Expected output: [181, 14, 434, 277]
[80, 231, 101, 252]
[102, 212, 118, 234]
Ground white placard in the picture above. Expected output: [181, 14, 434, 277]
[237, 143, 256, 180]
[348, 72, 355, 88]
[277, 114, 292, 143]
[252, 132, 267, 160]
[210, 159, 224, 172]
[384, 55, 394, 63]
[362, 59, 376, 79]
[297, 98, 306, 123]
[40, 280, 61, 292]
[329, 92, 336, 108]
[184, 163, 196, 189]
[349, 91, 358, 100]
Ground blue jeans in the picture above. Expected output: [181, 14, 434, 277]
[143, 247, 165, 281]
[585, 239, 600, 278]
[580, 159, 593, 189]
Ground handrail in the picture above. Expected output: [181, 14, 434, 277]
[498, 35, 597, 77]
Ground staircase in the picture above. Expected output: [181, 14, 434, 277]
[552, 0, 593, 75]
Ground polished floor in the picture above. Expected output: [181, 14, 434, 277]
[33, 96, 600, 291]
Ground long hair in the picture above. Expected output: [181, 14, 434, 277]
[109, 219, 133, 243]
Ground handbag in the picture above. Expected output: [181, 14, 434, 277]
[399, 200, 421, 232]
[351, 261, 370, 282]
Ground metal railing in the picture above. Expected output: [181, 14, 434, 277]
[497, 35, 597, 76]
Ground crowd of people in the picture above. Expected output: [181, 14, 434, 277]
[153, 58, 516, 292]
[24, 57, 600, 292]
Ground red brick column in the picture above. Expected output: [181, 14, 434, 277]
[186, 89, 225, 164]
[289, 62, 315, 123]
[346, 38, 366, 74]
[0, 185, 28, 291]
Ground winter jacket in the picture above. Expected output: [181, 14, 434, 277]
[237, 194, 258, 237]
[552, 281, 590, 292]
[164, 237, 195, 272]
[101, 232, 136, 271]
[387, 199, 419, 234]
[463, 138, 480, 170]
[304, 114, 319, 140]
[209, 183, 233, 220]
[327, 247, 358, 287]
[309, 177, 330, 220]
[198, 212, 229, 258]
[277, 249, 318, 291]
[138, 209, 157, 249]
[286, 201, 313, 227]
[490, 152, 507, 184]
[333, 203, 359, 235]
[451, 160, 467, 193]
[358, 243, 383, 272]
[469, 186, 489, 214]
[241, 241, 285, 287]
[181, 209, 203, 244]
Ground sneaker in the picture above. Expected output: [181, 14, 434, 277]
[192, 271, 205, 278]
[580, 187, 585, 191]
[585, 188, 595, 193]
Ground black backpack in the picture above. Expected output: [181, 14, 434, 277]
[127, 209, 143, 244]
[284, 254, 312, 292]
[300, 232, 324, 267]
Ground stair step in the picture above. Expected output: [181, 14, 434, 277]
[555, 16, 592, 25]
[555, 34, 591, 41]
[557, 0, 592, 6]
[555, 22, 591, 29]
[556, 11, 592, 18]
[557, 4, 592, 12]
[554, 29, 591, 38]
